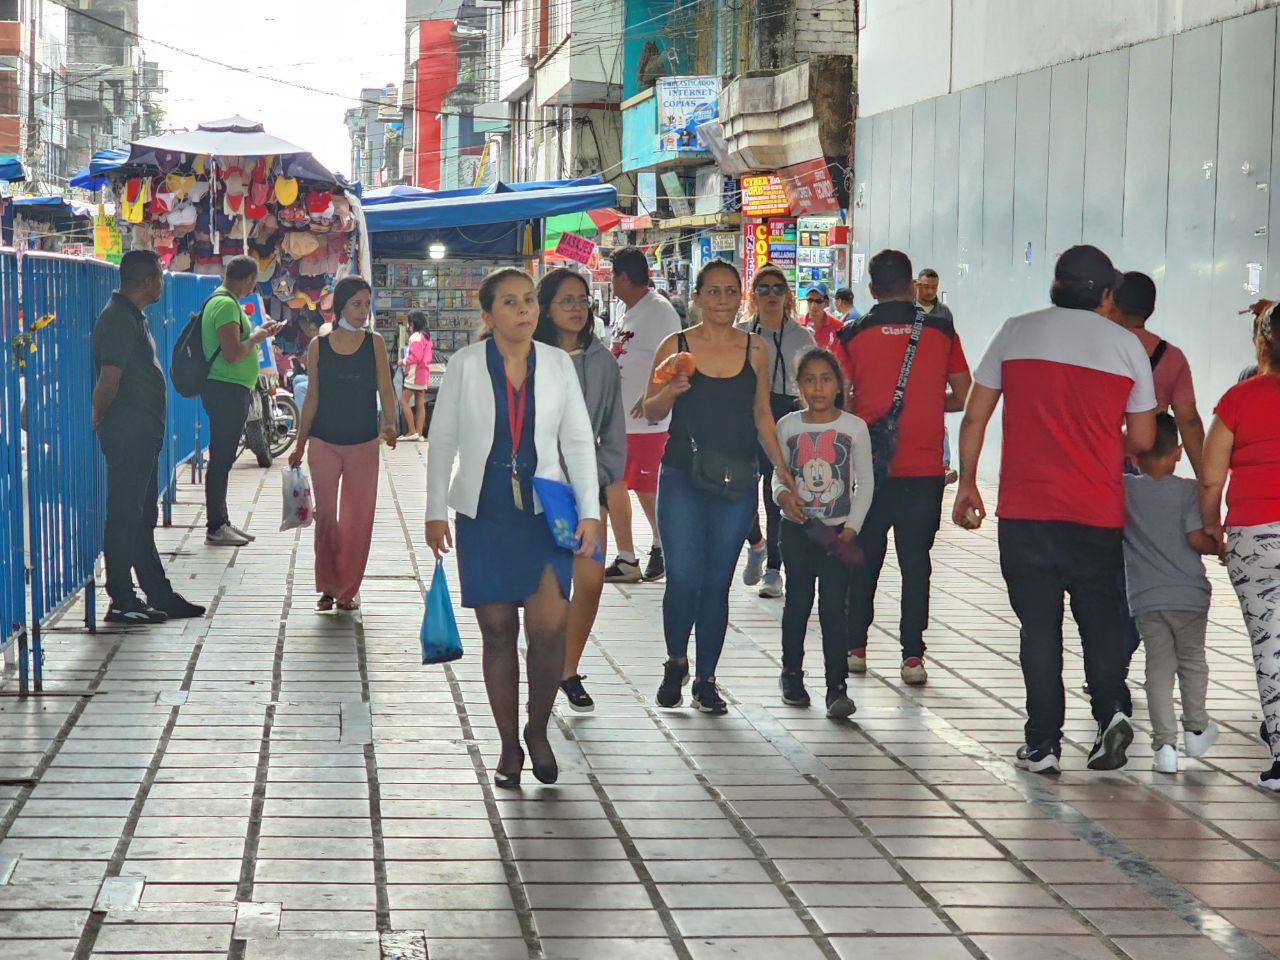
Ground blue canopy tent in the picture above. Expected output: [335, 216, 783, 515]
[68, 148, 129, 190]
[363, 178, 617, 258]
[0, 155, 27, 183]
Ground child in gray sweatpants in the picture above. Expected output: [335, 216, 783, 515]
[1123, 413, 1218, 774]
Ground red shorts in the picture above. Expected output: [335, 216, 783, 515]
[624, 432, 668, 495]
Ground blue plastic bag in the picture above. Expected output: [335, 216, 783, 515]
[531, 477, 604, 563]
[420, 562, 463, 665]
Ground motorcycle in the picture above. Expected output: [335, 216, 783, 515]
[240, 371, 299, 467]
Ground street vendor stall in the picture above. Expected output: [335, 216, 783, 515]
[362, 177, 617, 362]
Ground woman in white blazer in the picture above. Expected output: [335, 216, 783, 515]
[426, 267, 600, 789]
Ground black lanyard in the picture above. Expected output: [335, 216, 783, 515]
[753, 315, 789, 395]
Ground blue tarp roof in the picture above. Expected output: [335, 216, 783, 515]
[363, 178, 616, 233]
[12, 196, 98, 219]
[0, 155, 27, 182]
[69, 149, 129, 190]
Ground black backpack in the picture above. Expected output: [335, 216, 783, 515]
[170, 292, 236, 398]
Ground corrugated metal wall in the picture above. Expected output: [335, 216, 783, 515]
[852, 8, 1277, 477]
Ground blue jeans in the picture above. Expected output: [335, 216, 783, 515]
[657, 464, 757, 679]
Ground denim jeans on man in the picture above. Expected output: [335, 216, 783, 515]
[99, 426, 173, 608]
[200, 379, 251, 533]
[847, 476, 945, 658]
[657, 465, 757, 679]
[999, 519, 1133, 754]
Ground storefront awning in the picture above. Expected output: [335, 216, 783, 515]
[0, 155, 28, 182]
[69, 149, 130, 190]
[363, 180, 618, 233]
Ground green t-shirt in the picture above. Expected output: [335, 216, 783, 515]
[201, 288, 259, 389]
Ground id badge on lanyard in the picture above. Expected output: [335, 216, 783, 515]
[506, 375, 528, 511]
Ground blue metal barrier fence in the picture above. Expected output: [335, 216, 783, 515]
[0, 251, 27, 690]
[3, 249, 219, 694]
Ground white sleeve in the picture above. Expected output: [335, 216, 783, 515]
[1124, 334, 1158, 413]
[555, 353, 601, 521]
[425, 354, 463, 523]
[844, 416, 875, 534]
[972, 318, 1011, 391]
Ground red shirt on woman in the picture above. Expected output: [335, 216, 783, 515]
[1215, 374, 1280, 526]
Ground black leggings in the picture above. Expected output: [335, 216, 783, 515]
[746, 467, 782, 571]
[780, 521, 850, 689]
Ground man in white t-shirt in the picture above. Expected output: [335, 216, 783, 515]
[605, 247, 682, 583]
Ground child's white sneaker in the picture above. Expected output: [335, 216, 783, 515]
[1153, 744, 1179, 774]
[1183, 722, 1219, 758]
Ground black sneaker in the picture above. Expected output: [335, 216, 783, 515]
[780, 670, 810, 707]
[604, 557, 642, 583]
[559, 674, 595, 713]
[656, 658, 689, 708]
[104, 603, 168, 625]
[148, 593, 206, 619]
[691, 677, 728, 715]
[1086, 712, 1134, 770]
[825, 686, 857, 719]
[1015, 744, 1061, 774]
[1260, 721, 1272, 749]
[642, 546, 665, 581]
[1259, 760, 1280, 792]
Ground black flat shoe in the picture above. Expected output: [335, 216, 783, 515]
[494, 747, 524, 790]
[523, 727, 559, 785]
[148, 593, 206, 619]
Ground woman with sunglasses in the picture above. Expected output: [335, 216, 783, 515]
[533, 268, 626, 713]
[739, 263, 815, 598]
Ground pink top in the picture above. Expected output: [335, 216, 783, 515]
[405, 332, 433, 388]
[1132, 327, 1195, 411]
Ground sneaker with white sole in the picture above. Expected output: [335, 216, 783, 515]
[104, 602, 168, 626]
[900, 657, 927, 686]
[847, 649, 867, 674]
[1183, 722, 1219, 758]
[1087, 712, 1134, 770]
[229, 523, 256, 543]
[758, 569, 783, 598]
[1259, 759, 1280, 792]
[742, 544, 767, 586]
[206, 523, 250, 547]
[603, 557, 642, 583]
[1152, 744, 1178, 774]
[642, 546, 665, 581]
[402, 433, 421, 441]
[691, 677, 728, 715]
[1015, 744, 1061, 774]
[656, 658, 689, 708]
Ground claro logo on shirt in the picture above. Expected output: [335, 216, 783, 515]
[879, 325, 914, 336]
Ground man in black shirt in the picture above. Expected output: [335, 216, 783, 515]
[92, 250, 205, 624]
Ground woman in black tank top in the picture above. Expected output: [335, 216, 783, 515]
[291, 277, 400, 612]
[641, 260, 796, 715]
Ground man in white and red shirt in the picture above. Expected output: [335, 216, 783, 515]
[954, 245, 1157, 775]
[834, 250, 971, 686]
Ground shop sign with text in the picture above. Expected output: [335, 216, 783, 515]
[741, 174, 790, 217]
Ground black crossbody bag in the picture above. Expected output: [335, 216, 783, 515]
[866, 310, 925, 481]
[681, 333, 760, 501]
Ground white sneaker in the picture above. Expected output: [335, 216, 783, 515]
[758, 569, 784, 598]
[847, 649, 868, 674]
[743, 544, 767, 586]
[1183, 722, 1218, 758]
[229, 523, 256, 542]
[1152, 744, 1178, 774]
[403, 433, 420, 441]
[206, 523, 250, 547]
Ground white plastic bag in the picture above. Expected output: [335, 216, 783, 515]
[281, 465, 314, 531]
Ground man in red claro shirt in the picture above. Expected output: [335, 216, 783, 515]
[952, 245, 1157, 777]
[801, 283, 844, 351]
[833, 250, 972, 686]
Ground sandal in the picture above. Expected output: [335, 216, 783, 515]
[316, 594, 335, 612]
[336, 598, 360, 611]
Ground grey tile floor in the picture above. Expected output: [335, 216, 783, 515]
[2, 445, 1279, 959]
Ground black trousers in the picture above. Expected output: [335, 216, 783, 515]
[200, 379, 250, 533]
[847, 476, 945, 659]
[998, 519, 1133, 753]
[780, 520, 850, 689]
[746, 468, 783, 571]
[99, 427, 171, 608]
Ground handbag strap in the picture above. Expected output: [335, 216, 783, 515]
[887, 310, 926, 421]
[751, 315, 789, 395]
[1149, 339, 1168, 370]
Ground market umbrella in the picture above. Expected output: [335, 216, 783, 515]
[126, 116, 335, 182]
[542, 209, 624, 250]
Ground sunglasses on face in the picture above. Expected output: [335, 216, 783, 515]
[754, 283, 788, 296]
[806, 297, 827, 305]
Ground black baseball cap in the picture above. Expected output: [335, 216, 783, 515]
[1054, 245, 1122, 292]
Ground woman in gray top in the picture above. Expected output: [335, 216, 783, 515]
[535, 268, 626, 712]
[737, 262, 816, 598]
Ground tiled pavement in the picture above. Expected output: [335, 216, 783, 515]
[2, 447, 1280, 960]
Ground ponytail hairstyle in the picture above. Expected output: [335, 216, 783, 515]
[331, 275, 371, 322]
[1257, 304, 1280, 369]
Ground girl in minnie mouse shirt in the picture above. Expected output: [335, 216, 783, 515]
[773, 348, 875, 718]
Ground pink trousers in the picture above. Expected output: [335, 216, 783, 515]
[307, 438, 380, 600]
